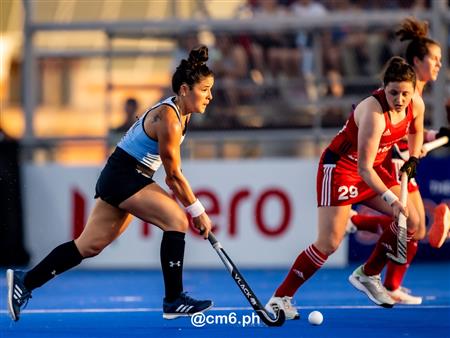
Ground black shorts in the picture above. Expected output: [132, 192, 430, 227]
[95, 147, 155, 207]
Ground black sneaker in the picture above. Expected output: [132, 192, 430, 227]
[162, 292, 213, 319]
[6, 269, 32, 321]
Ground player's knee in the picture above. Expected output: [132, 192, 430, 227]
[165, 210, 189, 233]
[77, 238, 110, 258]
[413, 225, 426, 240]
[316, 239, 340, 256]
[407, 211, 420, 233]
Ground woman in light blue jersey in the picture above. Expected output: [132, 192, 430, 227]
[7, 46, 215, 321]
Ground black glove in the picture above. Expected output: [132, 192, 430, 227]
[400, 156, 419, 180]
[436, 127, 450, 146]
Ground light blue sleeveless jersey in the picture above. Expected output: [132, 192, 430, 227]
[117, 96, 185, 171]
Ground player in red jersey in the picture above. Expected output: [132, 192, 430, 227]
[265, 57, 424, 319]
[346, 18, 450, 304]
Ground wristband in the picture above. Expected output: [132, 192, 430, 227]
[381, 190, 399, 206]
[185, 199, 205, 218]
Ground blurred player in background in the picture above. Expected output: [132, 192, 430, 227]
[266, 56, 423, 319]
[346, 18, 450, 304]
[7, 46, 215, 321]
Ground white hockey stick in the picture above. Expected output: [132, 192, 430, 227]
[399, 136, 449, 159]
[386, 172, 408, 264]
[422, 136, 449, 152]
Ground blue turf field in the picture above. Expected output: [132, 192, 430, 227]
[1, 264, 449, 338]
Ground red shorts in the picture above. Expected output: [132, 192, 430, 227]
[316, 158, 398, 207]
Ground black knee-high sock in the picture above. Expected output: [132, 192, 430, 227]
[24, 240, 83, 291]
[160, 231, 185, 302]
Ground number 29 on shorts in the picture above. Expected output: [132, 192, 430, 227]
[338, 185, 359, 200]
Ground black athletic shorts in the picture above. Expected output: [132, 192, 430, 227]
[95, 147, 155, 207]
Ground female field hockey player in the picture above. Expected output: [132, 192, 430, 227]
[346, 18, 450, 304]
[266, 56, 424, 319]
[7, 46, 215, 321]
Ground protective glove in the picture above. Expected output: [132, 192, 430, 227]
[400, 156, 419, 180]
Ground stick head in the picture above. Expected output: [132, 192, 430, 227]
[256, 308, 286, 327]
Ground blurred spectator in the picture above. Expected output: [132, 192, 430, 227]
[233, 1, 266, 86]
[250, 0, 300, 84]
[291, 0, 328, 99]
[322, 1, 367, 78]
[172, 33, 200, 71]
[210, 33, 250, 127]
[321, 30, 344, 97]
[108, 97, 139, 146]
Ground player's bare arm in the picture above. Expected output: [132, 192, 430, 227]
[408, 96, 425, 158]
[154, 107, 212, 238]
[153, 107, 196, 206]
[355, 98, 389, 195]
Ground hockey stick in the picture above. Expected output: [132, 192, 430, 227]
[387, 172, 408, 264]
[399, 136, 449, 159]
[208, 233, 286, 327]
[422, 136, 449, 152]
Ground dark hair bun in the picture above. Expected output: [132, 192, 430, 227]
[171, 45, 213, 93]
[396, 17, 429, 41]
[389, 56, 408, 66]
[188, 45, 209, 67]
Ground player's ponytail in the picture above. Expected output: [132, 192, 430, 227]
[396, 17, 439, 65]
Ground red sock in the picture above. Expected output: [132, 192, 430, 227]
[351, 214, 392, 233]
[384, 239, 418, 291]
[275, 244, 328, 297]
[364, 222, 414, 276]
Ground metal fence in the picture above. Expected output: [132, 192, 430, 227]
[20, 0, 449, 160]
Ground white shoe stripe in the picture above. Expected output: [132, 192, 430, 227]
[14, 285, 23, 295]
[174, 304, 197, 313]
[14, 290, 22, 299]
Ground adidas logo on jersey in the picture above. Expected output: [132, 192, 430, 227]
[382, 129, 392, 136]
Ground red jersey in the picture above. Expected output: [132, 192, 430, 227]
[317, 89, 415, 206]
[328, 89, 414, 171]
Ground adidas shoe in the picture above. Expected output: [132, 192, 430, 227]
[162, 292, 213, 319]
[387, 287, 422, 305]
[265, 295, 300, 320]
[349, 265, 395, 308]
[345, 209, 358, 235]
[6, 269, 32, 321]
[428, 203, 450, 248]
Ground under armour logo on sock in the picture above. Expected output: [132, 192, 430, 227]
[293, 269, 304, 280]
[51, 270, 57, 276]
[169, 261, 181, 268]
